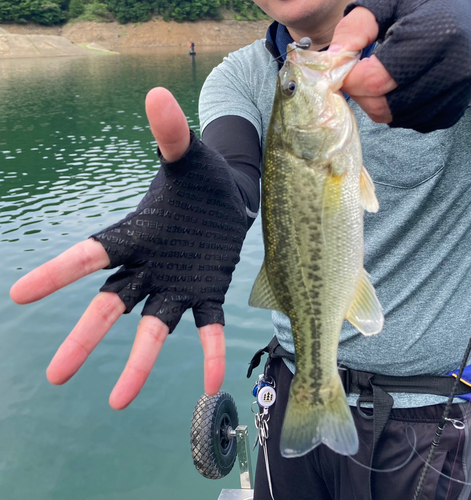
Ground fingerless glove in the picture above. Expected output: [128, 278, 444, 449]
[91, 131, 249, 332]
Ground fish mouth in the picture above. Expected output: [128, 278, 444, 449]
[285, 46, 360, 87]
[286, 45, 333, 70]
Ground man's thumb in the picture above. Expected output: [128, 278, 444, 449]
[145, 87, 191, 162]
[329, 6, 379, 53]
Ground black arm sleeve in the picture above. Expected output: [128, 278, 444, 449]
[345, 0, 471, 133]
[202, 115, 261, 225]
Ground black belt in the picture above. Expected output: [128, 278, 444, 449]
[248, 337, 471, 500]
[247, 336, 470, 398]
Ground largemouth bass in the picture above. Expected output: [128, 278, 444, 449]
[249, 46, 384, 457]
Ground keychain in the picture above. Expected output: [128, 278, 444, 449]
[252, 374, 277, 446]
[252, 374, 277, 500]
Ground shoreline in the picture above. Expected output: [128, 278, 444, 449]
[0, 18, 270, 56]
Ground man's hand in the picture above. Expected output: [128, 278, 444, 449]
[10, 88, 229, 410]
[329, 6, 397, 124]
[331, 0, 471, 132]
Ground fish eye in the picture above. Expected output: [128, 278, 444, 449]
[282, 79, 297, 97]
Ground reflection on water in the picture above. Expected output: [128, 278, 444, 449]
[0, 51, 272, 500]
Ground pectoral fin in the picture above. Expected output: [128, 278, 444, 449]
[345, 270, 384, 336]
[249, 261, 281, 311]
[360, 166, 379, 213]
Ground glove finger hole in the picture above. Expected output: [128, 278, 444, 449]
[142, 293, 189, 333]
[192, 301, 225, 329]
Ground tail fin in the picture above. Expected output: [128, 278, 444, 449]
[280, 373, 358, 457]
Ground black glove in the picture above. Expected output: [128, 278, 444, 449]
[346, 0, 471, 132]
[90, 131, 248, 333]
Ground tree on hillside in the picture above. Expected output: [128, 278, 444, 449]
[0, 0, 266, 25]
[154, 0, 222, 22]
[68, 0, 84, 17]
[105, 0, 154, 23]
[0, 0, 66, 24]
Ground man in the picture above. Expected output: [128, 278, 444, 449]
[10, 0, 471, 498]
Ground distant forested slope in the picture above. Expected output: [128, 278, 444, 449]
[0, 0, 267, 25]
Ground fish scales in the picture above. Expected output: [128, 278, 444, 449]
[249, 46, 384, 457]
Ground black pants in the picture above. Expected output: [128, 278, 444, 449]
[254, 358, 471, 500]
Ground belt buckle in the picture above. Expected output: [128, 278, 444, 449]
[338, 365, 351, 395]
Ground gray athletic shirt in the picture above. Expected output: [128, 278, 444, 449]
[199, 39, 471, 408]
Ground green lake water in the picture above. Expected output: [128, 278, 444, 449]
[0, 49, 273, 500]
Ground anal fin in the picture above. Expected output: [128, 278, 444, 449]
[345, 270, 384, 336]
